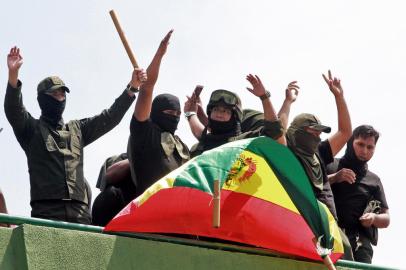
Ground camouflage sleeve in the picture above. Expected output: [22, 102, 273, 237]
[79, 90, 135, 146]
[262, 119, 284, 140]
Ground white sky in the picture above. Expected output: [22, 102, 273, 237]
[1, 0, 405, 268]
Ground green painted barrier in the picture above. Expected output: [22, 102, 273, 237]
[0, 214, 399, 270]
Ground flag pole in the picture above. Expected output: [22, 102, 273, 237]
[212, 180, 220, 228]
[322, 255, 336, 270]
[109, 10, 139, 68]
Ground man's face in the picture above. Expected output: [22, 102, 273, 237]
[353, 136, 376, 161]
[210, 105, 232, 122]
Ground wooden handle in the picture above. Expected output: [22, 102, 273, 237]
[109, 10, 139, 68]
[212, 180, 221, 228]
[323, 255, 336, 270]
[312, 237, 336, 270]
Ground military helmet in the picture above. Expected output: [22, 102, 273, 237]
[206, 89, 243, 122]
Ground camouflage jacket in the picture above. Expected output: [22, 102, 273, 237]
[4, 81, 135, 205]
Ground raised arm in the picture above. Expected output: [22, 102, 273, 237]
[196, 95, 209, 127]
[322, 70, 352, 156]
[184, 92, 205, 139]
[246, 74, 286, 145]
[80, 68, 146, 145]
[7, 46, 23, 88]
[4, 47, 36, 143]
[278, 81, 299, 130]
[134, 30, 173, 121]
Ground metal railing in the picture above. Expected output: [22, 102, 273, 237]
[0, 213, 398, 270]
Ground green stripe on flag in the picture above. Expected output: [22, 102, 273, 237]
[245, 136, 333, 249]
[173, 139, 252, 193]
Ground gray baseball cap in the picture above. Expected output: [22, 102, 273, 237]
[291, 113, 331, 133]
[37, 76, 70, 94]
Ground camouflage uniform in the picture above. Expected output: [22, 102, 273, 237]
[4, 79, 135, 224]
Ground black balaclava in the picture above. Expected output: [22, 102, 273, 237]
[150, 94, 180, 134]
[208, 114, 240, 135]
[37, 93, 66, 127]
[201, 105, 241, 152]
[338, 136, 368, 180]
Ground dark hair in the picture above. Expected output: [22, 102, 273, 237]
[353, 125, 380, 143]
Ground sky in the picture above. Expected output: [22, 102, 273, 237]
[1, 0, 405, 268]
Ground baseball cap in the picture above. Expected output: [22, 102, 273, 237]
[37, 76, 70, 94]
[291, 113, 331, 133]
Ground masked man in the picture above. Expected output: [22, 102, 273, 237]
[127, 30, 190, 198]
[5, 46, 146, 224]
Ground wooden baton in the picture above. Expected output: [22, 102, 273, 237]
[109, 10, 139, 68]
[212, 179, 221, 228]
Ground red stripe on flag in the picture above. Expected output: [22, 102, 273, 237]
[105, 187, 342, 262]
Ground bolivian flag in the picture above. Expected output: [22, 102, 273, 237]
[105, 137, 344, 262]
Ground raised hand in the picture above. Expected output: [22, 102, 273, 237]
[157, 29, 174, 56]
[7, 46, 23, 72]
[322, 70, 343, 97]
[184, 94, 198, 113]
[130, 68, 147, 89]
[285, 81, 299, 103]
[246, 74, 266, 97]
[144, 30, 174, 88]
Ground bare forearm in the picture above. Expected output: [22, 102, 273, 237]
[188, 115, 205, 139]
[263, 99, 286, 145]
[335, 95, 352, 138]
[133, 90, 153, 121]
[278, 99, 293, 130]
[328, 173, 337, 184]
[373, 212, 390, 228]
[133, 52, 164, 121]
[197, 106, 208, 127]
[328, 95, 352, 156]
[144, 51, 164, 88]
[262, 98, 278, 122]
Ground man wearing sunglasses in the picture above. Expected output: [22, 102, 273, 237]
[4, 46, 145, 224]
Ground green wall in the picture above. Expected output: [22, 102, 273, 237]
[0, 225, 398, 270]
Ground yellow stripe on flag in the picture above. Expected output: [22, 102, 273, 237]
[222, 150, 300, 214]
[320, 203, 344, 253]
[135, 163, 190, 206]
